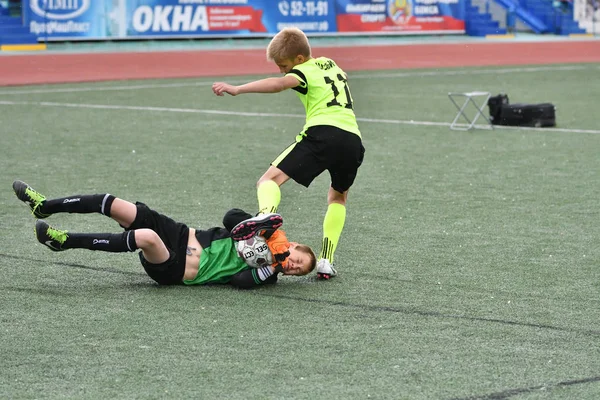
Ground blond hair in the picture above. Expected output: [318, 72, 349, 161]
[295, 244, 317, 273]
[266, 27, 311, 62]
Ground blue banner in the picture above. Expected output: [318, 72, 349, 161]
[24, 0, 107, 39]
[124, 0, 336, 37]
[22, 0, 462, 40]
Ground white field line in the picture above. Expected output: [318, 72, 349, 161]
[1, 99, 600, 135]
[0, 65, 596, 96]
[0, 100, 303, 119]
[0, 81, 215, 95]
[351, 64, 593, 79]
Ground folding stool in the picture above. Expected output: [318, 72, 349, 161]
[448, 91, 494, 131]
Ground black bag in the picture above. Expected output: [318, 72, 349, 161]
[488, 94, 509, 124]
[487, 94, 556, 127]
[496, 103, 556, 127]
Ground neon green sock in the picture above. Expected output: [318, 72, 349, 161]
[320, 203, 346, 263]
[257, 180, 281, 214]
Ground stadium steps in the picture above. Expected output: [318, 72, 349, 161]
[493, 0, 550, 32]
[519, 0, 587, 34]
[465, 0, 508, 36]
[0, 15, 44, 51]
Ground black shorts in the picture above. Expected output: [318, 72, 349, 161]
[272, 125, 365, 193]
[126, 202, 189, 285]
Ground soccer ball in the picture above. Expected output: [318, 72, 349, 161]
[236, 236, 274, 268]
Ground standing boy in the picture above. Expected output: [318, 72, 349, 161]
[212, 27, 365, 280]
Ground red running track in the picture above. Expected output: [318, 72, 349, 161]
[0, 40, 599, 86]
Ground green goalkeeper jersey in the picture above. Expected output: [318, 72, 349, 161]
[286, 57, 361, 138]
[181, 209, 280, 288]
[183, 235, 247, 285]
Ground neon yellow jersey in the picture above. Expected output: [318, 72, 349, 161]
[286, 57, 361, 138]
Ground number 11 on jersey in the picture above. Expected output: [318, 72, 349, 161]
[324, 74, 354, 110]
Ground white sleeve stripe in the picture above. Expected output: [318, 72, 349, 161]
[257, 266, 274, 281]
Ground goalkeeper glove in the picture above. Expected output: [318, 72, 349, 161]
[266, 229, 290, 269]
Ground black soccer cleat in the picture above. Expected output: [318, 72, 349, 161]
[35, 220, 68, 252]
[231, 213, 283, 241]
[13, 180, 51, 218]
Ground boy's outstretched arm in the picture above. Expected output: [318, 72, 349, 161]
[212, 76, 299, 96]
[229, 264, 283, 289]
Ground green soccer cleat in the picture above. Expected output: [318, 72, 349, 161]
[13, 180, 51, 218]
[35, 220, 68, 252]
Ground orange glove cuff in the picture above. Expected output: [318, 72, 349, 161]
[266, 230, 290, 268]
